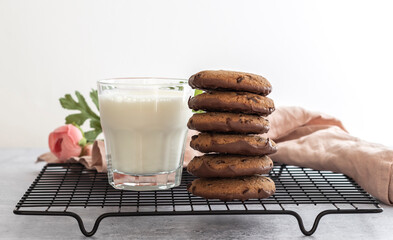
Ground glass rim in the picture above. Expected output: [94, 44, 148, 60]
[97, 77, 188, 87]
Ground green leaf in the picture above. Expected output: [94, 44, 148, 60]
[192, 110, 205, 113]
[90, 89, 99, 111]
[90, 119, 102, 131]
[60, 92, 98, 118]
[85, 130, 101, 143]
[65, 113, 88, 126]
[59, 90, 102, 143]
[194, 89, 203, 96]
[75, 91, 100, 120]
[60, 94, 78, 110]
[192, 90, 204, 113]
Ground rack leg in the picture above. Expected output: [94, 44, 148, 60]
[70, 212, 121, 237]
[287, 208, 383, 236]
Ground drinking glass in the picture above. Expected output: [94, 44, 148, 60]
[97, 78, 192, 190]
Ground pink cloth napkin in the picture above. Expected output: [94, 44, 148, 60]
[38, 106, 393, 205]
[265, 106, 393, 205]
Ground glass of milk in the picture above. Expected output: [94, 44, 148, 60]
[97, 78, 193, 191]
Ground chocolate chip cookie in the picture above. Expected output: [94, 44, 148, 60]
[187, 154, 273, 178]
[188, 91, 275, 116]
[187, 175, 276, 201]
[189, 70, 272, 96]
[190, 133, 277, 155]
[187, 112, 270, 134]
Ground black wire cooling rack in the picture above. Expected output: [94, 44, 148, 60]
[14, 163, 382, 237]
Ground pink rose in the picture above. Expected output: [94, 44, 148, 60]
[48, 124, 85, 161]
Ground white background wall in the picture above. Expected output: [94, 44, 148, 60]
[1, 0, 392, 148]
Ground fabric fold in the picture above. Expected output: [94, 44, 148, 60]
[265, 106, 393, 205]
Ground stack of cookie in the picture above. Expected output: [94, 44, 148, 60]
[186, 70, 277, 201]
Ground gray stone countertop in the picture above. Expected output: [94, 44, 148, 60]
[1, 148, 391, 240]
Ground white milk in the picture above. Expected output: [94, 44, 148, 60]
[99, 89, 191, 175]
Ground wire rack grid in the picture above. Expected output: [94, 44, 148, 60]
[14, 163, 382, 237]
